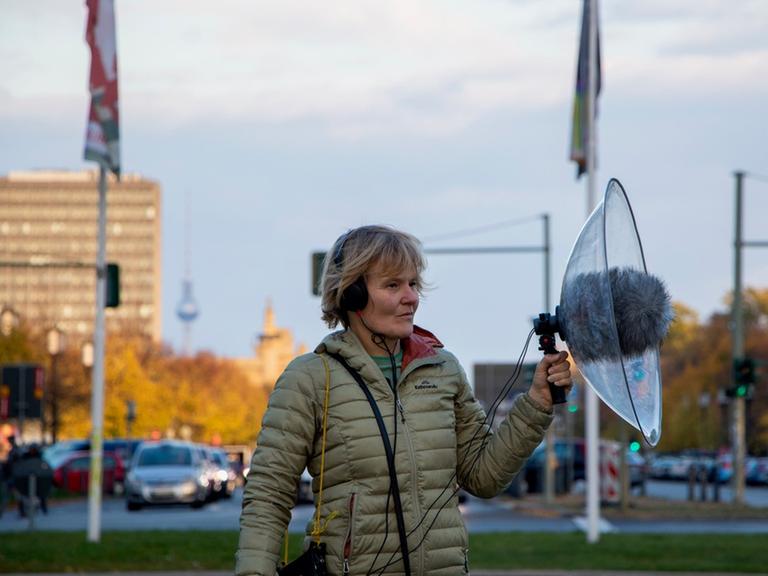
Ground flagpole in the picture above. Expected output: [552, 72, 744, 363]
[585, 0, 601, 544]
[87, 165, 107, 543]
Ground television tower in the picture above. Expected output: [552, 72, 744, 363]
[175, 191, 199, 356]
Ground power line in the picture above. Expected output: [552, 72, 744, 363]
[745, 172, 768, 185]
[421, 214, 543, 243]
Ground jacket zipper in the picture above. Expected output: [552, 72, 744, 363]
[396, 398, 406, 423]
[343, 492, 357, 575]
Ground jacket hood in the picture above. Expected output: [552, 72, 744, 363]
[316, 325, 443, 371]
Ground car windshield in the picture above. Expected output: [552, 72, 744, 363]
[137, 445, 192, 467]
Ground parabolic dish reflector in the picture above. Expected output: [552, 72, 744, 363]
[559, 179, 668, 446]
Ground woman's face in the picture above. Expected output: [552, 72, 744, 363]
[358, 263, 420, 341]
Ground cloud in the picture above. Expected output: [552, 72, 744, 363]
[1, 0, 766, 138]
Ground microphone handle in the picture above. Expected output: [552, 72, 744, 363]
[538, 334, 567, 405]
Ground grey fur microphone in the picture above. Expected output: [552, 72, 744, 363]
[559, 267, 673, 363]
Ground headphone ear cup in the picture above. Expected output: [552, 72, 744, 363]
[340, 277, 368, 312]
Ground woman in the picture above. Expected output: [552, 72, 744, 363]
[237, 225, 572, 576]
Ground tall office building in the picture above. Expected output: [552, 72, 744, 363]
[0, 170, 162, 342]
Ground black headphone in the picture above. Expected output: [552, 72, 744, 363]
[334, 231, 368, 312]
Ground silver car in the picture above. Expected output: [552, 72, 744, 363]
[125, 441, 209, 510]
[206, 446, 237, 499]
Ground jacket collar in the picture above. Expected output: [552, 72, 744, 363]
[401, 326, 442, 371]
[315, 325, 444, 387]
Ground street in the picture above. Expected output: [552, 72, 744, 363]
[644, 478, 768, 507]
[2, 480, 767, 534]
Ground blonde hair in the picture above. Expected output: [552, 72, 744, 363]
[320, 225, 427, 328]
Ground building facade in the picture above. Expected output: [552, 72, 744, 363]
[0, 170, 162, 342]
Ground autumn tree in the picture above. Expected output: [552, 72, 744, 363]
[654, 292, 768, 454]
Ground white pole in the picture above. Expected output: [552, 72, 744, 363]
[87, 165, 107, 542]
[732, 171, 746, 505]
[585, 0, 601, 544]
[543, 213, 555, 504]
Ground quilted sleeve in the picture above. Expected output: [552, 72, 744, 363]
[453, 359, 553, 498]
[236, 357, 320, 575]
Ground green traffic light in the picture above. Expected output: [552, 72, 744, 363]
[736, 384, 748, 397]
[629, 441, 641, 452]
[567, 404, 578, 413]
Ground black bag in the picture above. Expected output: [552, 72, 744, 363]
[277, 542, 327, 576]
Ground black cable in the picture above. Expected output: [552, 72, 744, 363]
[746, 172, 768, 184]
[372, 329, 537, 575]
[372, 331, 535, 575]
[422, 215, 542, 243]
[365, 328, 404, 576]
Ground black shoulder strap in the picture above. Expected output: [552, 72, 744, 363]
[327, 352, 411, 576]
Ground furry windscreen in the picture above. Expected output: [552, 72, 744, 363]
[560, 267, 673, 362]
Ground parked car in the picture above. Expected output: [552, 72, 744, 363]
[746, 457, 768, 486]
[222, 444, 252, 486]
[648, 455, 673, 479]
[124, 441, 210, 510]
[43, 439, 88, 466]
[509, 440, 646, 495]
[297, 468, 313, 504]
[626, 451, 647, 489]
[51, 450, 125, 494]
[515, 439, 585, 494]
[44, 438, 142, 471]
[205, 446, 237, 499]
[192, 444, 218, 501]
[648, 454, 691, 480]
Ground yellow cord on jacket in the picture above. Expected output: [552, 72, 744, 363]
[311, 354, 333, 543]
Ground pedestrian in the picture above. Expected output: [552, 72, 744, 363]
[0, 435, 20, 517]
[12, 444, 53, 516]
[237, 225, 572, 576]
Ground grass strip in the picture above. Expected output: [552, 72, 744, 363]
[1, 531, 767, 573]
[469, 532, 768, 573]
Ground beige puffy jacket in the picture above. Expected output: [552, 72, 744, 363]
[237, 327, 553, 576]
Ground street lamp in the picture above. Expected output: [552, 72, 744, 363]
[46, 326, 67, 444]
[81, 341, 94, 371]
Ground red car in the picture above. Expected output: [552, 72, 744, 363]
[51, 450, 126, 494]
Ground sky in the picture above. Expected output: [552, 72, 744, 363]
[1, 0, 767, 375]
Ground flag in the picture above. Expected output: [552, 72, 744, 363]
[569, 0, 601, 179]
[84, 0, 120, 176]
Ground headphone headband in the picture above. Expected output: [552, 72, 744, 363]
[333, 230, 352, 268]
[333, 229, 368, 313]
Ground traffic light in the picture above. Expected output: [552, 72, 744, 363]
[106, 262, 120, 307]
[727, 357, 756, 399]
[0, 364, 45, 418]
[311, 252, 327, 296]
[734, 357, 756, 385]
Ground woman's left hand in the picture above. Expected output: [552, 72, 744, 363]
[528, 351, 573, 411]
